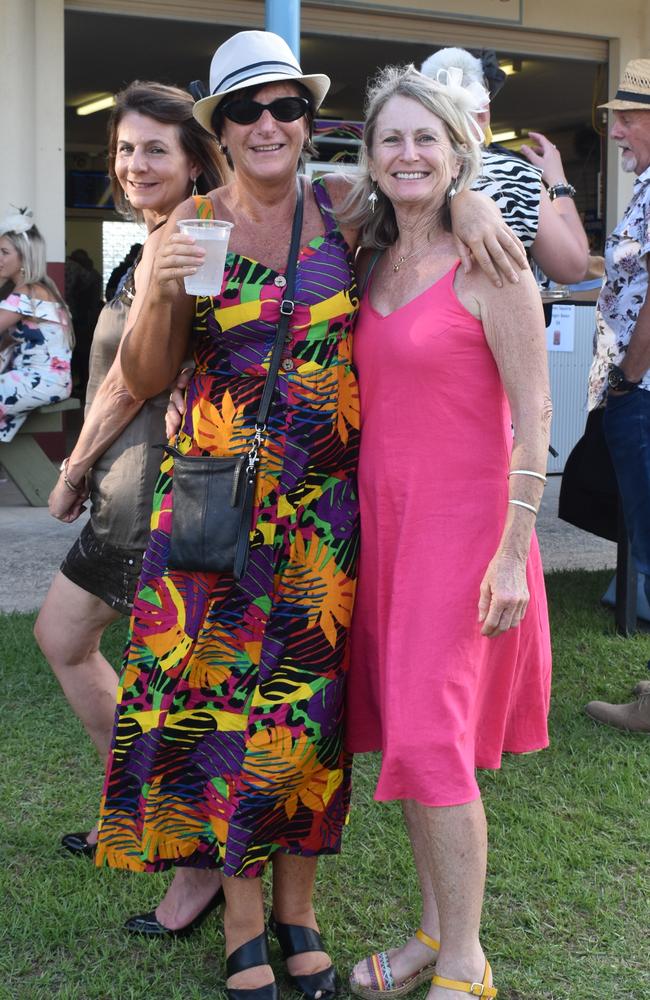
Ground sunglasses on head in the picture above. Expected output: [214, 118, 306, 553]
[221, 95, 310, 125]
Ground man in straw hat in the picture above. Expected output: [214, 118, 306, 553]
[584, 58, 650, 733]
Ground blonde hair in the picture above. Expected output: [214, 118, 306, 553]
[341, 64, 482, 249]
[2, 226, 74, 346]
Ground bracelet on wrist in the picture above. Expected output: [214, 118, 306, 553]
[508, 498, 538, 516]
[548, 183, 576, 201]
[60, 458, 84, 493]
[508, 469, 547, 484]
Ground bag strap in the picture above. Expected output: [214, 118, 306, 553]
[244, 177, 304, 477]
[256, 176, 304, 429]
[233, 178, 304, 580]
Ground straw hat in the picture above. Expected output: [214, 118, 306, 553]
[599, 58, 650, 111]
[193, 30, 330, 134]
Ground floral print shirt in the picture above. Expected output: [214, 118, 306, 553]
[588, 164, 650, 409]
[0, 292, 72, 441]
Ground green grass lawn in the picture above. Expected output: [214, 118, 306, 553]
[1, 570, 648, 1000]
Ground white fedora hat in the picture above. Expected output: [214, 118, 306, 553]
[193, 30, 330, 134]
[599, 58, 650, 111]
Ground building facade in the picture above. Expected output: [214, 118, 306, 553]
[2, 0, 649, 280]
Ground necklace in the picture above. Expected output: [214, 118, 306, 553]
[389, 241, 430, 273]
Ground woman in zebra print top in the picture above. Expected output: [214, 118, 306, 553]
[422, 47, 590, 285]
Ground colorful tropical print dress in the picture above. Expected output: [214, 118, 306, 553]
[0, 293, 72, 442]
[96, 178, 360, 878]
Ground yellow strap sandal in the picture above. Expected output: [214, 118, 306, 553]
[431, 959, 497, 997]
[350, 929, 440, 999]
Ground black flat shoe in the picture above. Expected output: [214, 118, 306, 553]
[61, 831, 96, 859]
[226, 930, 279, 1000]
[269, 916, 338, 1000]
[124, 885, 225, 938]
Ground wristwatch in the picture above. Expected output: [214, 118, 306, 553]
[607, 364, 641, 393]
[548, 183, 577, 201]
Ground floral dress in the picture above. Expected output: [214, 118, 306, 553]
[0, 292, 72, 442]
[96, 177, 360, 878]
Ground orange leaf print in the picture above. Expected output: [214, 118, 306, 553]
[281, 531, 354, 647]
[192, 390, 245, 453]
[243, 727, 333, 819]
[186, 620, 240, 689]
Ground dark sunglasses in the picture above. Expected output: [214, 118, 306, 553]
[221, 96, 310, 126]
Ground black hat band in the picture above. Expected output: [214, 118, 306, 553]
[615, 88, 650, 104]
[213, 59, 301, 96]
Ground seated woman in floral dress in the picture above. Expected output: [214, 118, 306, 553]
[0, 210, 73, 441]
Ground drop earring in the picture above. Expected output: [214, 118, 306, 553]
[447, 179, 458, 201]
[368, 182, 379, 214]
[191, 175, 198, 197]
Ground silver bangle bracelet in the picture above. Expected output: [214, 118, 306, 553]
[60, 457, 83, 494]
[508, 499, 538, 516]
[508, 469, 547, 484]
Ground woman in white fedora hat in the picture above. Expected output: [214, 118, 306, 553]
[94, 29, 526, 1000]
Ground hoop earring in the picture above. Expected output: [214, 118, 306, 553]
[368, 182, 379, 214]
[124, 191, 130, 202]
[219, 143, 228, 156]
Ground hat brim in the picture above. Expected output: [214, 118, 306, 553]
[193, 72, 330, 134]
[599, 97, 650, 111]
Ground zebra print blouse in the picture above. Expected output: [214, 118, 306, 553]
[473, 146, 543, 249]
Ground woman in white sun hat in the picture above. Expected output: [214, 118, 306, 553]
[95, 29, 527, 1000]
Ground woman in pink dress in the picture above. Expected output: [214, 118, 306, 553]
[345, 65, 552, 1000]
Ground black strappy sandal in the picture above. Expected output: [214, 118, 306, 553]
[226, 930, 279, 1000]
[124, 886, 224, 938]
[269, 916, 338, 1000]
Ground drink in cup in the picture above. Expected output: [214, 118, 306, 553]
[177, 219, 234, 296]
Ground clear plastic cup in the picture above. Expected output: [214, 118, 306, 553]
[177, 218, 234, 296]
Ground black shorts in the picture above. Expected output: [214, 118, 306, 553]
[60, 520, 144, 617]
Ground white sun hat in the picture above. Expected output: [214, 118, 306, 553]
[193, 30, 330, 134]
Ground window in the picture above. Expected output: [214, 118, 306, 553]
[102, 221, 146, 294]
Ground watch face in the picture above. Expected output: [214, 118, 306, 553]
[608, 366, 638, 391]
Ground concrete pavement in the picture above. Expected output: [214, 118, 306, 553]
[0, 471, 617, 615]
[1, 475, 90, 613]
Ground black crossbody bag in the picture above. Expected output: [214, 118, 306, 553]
[163, 179, 304, 580]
